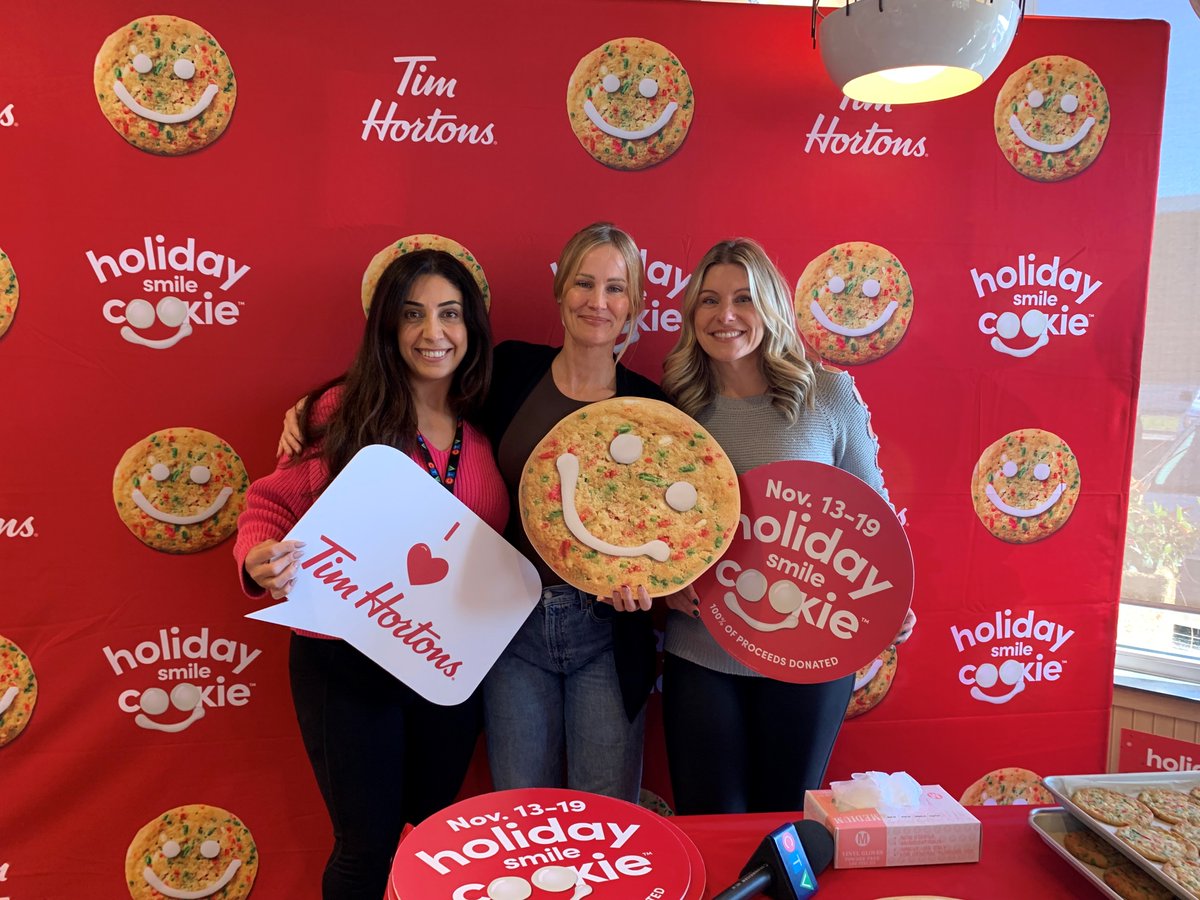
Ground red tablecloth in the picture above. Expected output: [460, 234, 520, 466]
[673, 806, 1087, 900]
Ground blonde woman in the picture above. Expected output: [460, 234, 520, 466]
[660, 238, 914, 814]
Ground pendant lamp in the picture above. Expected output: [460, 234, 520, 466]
[817, 0, 1023, 104]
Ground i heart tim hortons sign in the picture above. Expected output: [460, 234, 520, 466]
[247, 444, 540, 705]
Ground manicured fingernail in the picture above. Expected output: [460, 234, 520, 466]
[292, 550, 304, 559]
[692, 610, 700, 618]
[691, 597, 699, 606]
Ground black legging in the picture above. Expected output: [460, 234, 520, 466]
[663, 653, 854, 815]
[289, 634, 482, 899]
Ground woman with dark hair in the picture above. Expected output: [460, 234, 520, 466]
[234, 249, 507, 898]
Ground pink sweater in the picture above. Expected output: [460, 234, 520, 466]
[234, 392, 509, 637]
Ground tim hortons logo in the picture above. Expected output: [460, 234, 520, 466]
[362, 54, 496, 146]
[805, 96, 927, 158]
[103, 626, 261, 733]
[950, 608, 1075, 705]
[0, 516, 34, 538]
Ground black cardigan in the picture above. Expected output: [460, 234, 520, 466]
[480, 340, 664, 722]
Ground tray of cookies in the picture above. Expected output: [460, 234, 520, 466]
[1029, 807, 1173, 899]
[1043, 772, 1200, 898]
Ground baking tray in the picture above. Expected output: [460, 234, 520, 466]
[1029, 807, 1125, 899]
[1044, 772, 1199, 898]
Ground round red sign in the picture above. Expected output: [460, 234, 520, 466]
[388, 788, 696, 900]
[693, 460, 913, 683]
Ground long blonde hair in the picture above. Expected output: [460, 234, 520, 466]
[662, 238, 816, 422]
[552, 222, 645, 360]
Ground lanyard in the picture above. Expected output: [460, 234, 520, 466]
[415, 416, 464, 493]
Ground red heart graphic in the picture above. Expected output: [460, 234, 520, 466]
[407, 543, 449, 586]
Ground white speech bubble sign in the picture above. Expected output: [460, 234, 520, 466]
[247, 444, 540, 705]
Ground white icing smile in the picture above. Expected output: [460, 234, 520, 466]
[113, 80, 220, 125]
[583, 99, 678, 141]
[0, 685, 18, 716]
[142, 859, 241, 899]
[991, 331, 1049, 358]
[810, 299, 899, 338]
[557, 454, 671, 561]
[1008, 113, 1096, 154]
[132, 486, 234, 525]
[854, 658, 884, 691]
[984, 482, 1065, 518]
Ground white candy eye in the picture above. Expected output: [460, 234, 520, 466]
[1021, 309, 1048, 338]
[170, 682, 202, 711]
[638, 77, 658, 98]
[132, 53, 153, 74]
[139, 687, 169, 715]
[157, 296, 187, 327]
[200, 840, 220, 859]
[827, 276, 845, 294]
[995, 311, 1020, 340]
[609, 433, 643, 465]
[189, 465, 212, 485]
[665, 481, 697, 512]
[862, 279, 881, 299]
[1027, 89, 1044, 108]
[975, 663, 998, 688]
[162, 840, 181, 859]
[735, 568, 767, 603]
[602, 73, 620, 93]
[532, 865, 577, 891]
[174, 58, 196, 80]
[1001, 460, 1018, 478]
[150, 463, 171, 481]
[999, 659, 1025, 685]
[1060, 93, 1078, 113]
[487, 877, 532, 900]
[125, 298, 155, 330]
[1033, 463, 1051, 481]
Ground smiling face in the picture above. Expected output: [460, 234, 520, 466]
[794, 242, 914, 365]
[559, 244, 632, 352]
[125, 804, 257, 900]
[519, 397, 739, 597]
[994, 55, 1109, 182]
[398, 274, 468, 387]
[566, 37, 694, 170]
[971, 428, 1081, 543]
[693, 263, 765, 368]
[113, 427, 249, 553]
[0, 634, 37, 747]
[94, 15, 237, 155]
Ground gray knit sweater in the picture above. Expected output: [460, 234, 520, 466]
[664, 367, 890, 676]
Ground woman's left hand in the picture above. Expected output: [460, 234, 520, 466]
[599, 584, 653, 612]
[894, 607, 917, 645]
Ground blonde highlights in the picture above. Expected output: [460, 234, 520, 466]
[552, 222, 645, 357]
[662, 238, 816, 422]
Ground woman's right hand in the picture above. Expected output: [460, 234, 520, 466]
[276, 399, 308, 458]
[244, 539, 306, 598]
[664, 584, 700, 618]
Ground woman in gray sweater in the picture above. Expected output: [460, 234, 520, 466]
[659, 237, 913, 814]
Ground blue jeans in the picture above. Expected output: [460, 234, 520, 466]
[483, 584, 645, 802]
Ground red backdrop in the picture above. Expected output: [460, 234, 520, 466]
[0, 2, 1167, 895]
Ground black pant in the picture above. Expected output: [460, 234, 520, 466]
[289, 634, 482, 899]
[662, 653, 854, 815]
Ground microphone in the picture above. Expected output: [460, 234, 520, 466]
[712, 820, 835, 900]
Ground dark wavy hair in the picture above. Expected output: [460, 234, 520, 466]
[298, 249, 493, 484]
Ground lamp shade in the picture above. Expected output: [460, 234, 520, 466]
[819, 0, 1021, 104]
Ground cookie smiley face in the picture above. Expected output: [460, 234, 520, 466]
[994, 55, 1109, 182]
[566, 37, 694, 171]
[0, 634, 37, 747]
[520, 397, 739, 596]
[794, 242, 914, 365]
[113, 427, 249, 553]
[125, 804, 258, 900]
[94, 15, 237, 155]
[0, 247, 17, 340]
[360, 234, 490, 316]
[971, 428, 1081, 543]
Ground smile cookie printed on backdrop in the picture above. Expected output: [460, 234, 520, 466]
[845, 644, 898, 719]
[970, 428, 1080, 544]
[519, 398, 740, 598]
[360, 235, 490, 316]
[566, 37, 694, 171]
[125, 803, 257, 900]
[94, 15, 237, 155]
[0, 634, 37, 747]
[0, 247, 17, 339]
[112, 427, 249, 553]
[994, 55, 1109, 182]
[959, 767, 1053, 806]
[794, 242, 914, 365]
